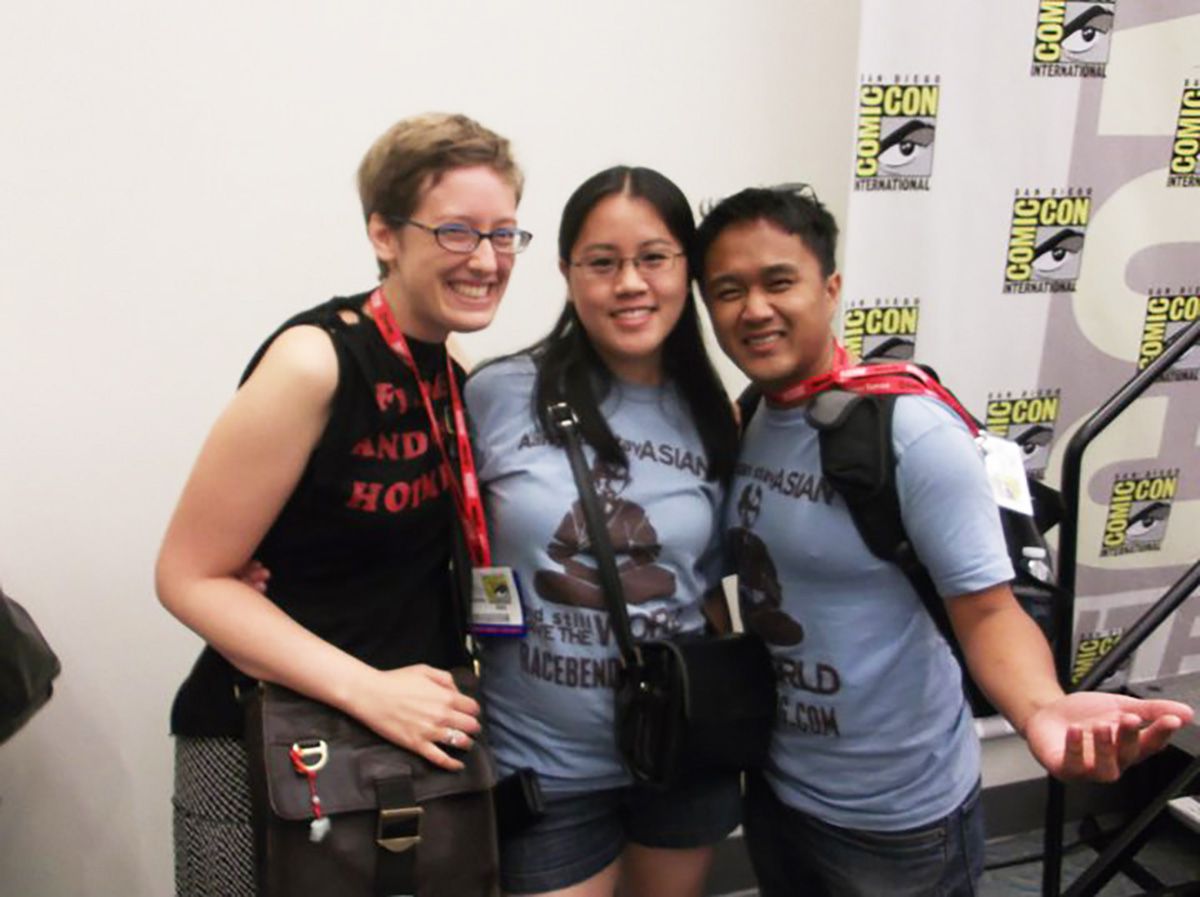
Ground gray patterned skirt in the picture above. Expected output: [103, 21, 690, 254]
[173, 736, 256, 897]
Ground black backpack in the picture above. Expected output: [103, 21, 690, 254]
[737, 363, 1065, 717]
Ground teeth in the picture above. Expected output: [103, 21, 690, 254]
[451, 283, 490, 299]
[745, 333, 779, 346]
[613, 308, 653, 319]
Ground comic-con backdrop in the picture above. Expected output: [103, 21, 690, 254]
[839, 1, 1199, 692]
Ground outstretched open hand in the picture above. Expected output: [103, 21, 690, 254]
[1024, 691, 1194, 782]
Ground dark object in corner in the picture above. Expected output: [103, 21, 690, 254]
[0, 584, 62, 743]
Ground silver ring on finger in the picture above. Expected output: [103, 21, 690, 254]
[445, 727, 463, 748]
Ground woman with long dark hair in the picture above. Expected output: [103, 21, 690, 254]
[465, 166, 739, 897]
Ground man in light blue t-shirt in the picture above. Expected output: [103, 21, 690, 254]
[692, 185, 1194, 897]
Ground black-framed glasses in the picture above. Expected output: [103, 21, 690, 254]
[568, 249, 685, 280]
[391, 218, 533, 254]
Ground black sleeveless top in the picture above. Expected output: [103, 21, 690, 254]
[170, 293, 466, 737]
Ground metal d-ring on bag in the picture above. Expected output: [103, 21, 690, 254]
[547, 401, 777, 790]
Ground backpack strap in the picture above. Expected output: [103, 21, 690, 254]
[736, 384, 762, 431]
[806, 390, 959, 650]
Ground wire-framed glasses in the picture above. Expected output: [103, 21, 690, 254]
[391, 218, 533, 254]
[568, 249, 685, 280]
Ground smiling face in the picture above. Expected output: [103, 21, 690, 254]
[369, 164, 519, 342]
[561, 192, 688, 385]
[702, 218, 841, 391]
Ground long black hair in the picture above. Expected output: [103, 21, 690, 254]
[528, 165, 737, 482]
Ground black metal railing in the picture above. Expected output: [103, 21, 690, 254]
[1042, 317, 1200, 897]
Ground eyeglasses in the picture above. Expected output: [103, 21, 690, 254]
[568, 249, 685, 280]
[391, 218, 533, 254]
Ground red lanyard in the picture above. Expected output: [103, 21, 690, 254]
[367, 290, 492, 566]
[765, 340, 980, 436]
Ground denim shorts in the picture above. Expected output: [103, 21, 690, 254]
[499, 772, 741, 895]
[744, 773, 985, 897]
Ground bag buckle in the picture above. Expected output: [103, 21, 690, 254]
[547, 401, 578, 434]
[377, 805, 423, 853]
[290, 739, 329, 773]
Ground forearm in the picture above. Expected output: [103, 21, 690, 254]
[950, 584, 1064, 735]
[158, 570, 375, 716]
[159, 569, 480, 768]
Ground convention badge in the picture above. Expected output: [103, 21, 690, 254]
[470, 567, 526, 636]
[977, 433, 1034, 517]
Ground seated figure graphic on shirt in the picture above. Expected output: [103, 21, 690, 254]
[727, 483, 805, 646]
[534, 459, 676, 610]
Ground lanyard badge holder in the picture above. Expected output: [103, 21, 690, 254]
[468, 568, 526, 637]
[368, 291, 526, 637]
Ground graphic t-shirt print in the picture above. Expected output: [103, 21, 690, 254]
[534, 459, 676, 610]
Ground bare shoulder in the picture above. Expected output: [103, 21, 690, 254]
[244, 324, 339, 402]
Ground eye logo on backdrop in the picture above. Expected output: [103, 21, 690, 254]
[1167, 82, 1200, 188]
[1099, 469, 1178, 557]
[1137, 290, 1200, 381]
[984, 389, 1061, 480]
[1002, 188, 1091, 293]
[1030, 0, 1116, 78]
[842, 298, 920, 359]
[854, 76, 939, 191]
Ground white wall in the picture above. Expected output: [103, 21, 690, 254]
[0, 3, 860, 893]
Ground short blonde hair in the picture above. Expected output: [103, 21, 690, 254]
[358, 113, 524, 277]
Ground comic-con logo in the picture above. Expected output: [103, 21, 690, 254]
[1100, 470, 1178, 557]
[1137, 291, 1200, 382]
[1031, 1, 1115, 78]
[1167, 82, 1200, 188]
[1003, 189, 1091, 294]
[984, 389, 1061, 480]
[842, 299, 919, 360]
[1071, 627, 1128, 686]
[854, 77, 939, 192]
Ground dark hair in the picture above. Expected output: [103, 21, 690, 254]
[692, 184, 839, 294]
[527, 165, 737, 482]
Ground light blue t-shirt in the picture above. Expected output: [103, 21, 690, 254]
[465, 355, 725, 793]
[728, 394, 1013, 830]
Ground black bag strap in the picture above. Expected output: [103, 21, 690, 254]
[736, 383, 762, 432]
[374, 775, 420, 896]
[445, 503, 476, 666]
[442, 391, 478, 666]
[545, 401, 642, 669]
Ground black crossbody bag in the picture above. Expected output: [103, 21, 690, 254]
[547, 401, 776, 789]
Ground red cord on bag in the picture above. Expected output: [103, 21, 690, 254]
[290, 745, 332, 842]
